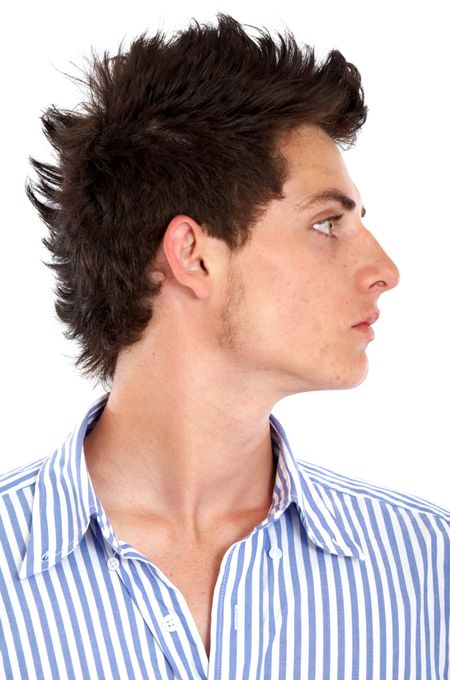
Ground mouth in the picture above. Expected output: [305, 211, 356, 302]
[352, 323, 375, 340]
[351, 310, 379, 340]
[353, 309, 380, 327]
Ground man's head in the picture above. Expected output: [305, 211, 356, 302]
[27, 13, 397, 392]
[144, 123, 399, 400]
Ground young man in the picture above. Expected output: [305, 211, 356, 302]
[1, 13, 449, 680]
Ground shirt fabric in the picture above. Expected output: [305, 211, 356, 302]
[0, 392, 449, 680]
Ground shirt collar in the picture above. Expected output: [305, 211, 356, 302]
[19, 393, 115, 579]
[19, 394, 364, 579]
[269, 413, 365, 561]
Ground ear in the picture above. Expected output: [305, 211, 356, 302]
[160, 215, 212, 300]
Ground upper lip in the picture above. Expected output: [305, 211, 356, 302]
[353, 309, 380, 326]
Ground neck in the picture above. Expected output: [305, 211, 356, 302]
[83, 360, 279, 534]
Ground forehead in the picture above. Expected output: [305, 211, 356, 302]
[276, 124, 360, 204]
[277, 123, 342, 164]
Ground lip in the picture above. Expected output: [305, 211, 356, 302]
[351, 310, 379, 341]
[352, 323, 375, 340]
[353, 309, 380, 326]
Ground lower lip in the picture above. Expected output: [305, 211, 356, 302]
[352, 323, 375, 339]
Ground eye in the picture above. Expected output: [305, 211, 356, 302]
[312, 214, 343, 238]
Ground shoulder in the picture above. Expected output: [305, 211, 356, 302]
[296, 456, 450, 524]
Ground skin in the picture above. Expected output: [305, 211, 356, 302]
[83, 123, 400, 543]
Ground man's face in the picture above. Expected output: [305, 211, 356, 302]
[218, 123, 400, 396]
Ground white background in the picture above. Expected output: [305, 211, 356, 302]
[1, 0, 449, 509]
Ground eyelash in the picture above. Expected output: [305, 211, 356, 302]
[312, 213, 344, 239]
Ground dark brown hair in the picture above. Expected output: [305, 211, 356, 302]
[26, 13, 367, 390]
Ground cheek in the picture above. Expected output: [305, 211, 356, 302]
[242, 241, 343, 335]
[248, 267, 319, 341]
[273, 263, 329, 327]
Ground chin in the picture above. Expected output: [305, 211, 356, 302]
[338, 361, 369, 389]
[321, 357, 369, 391]
[284, 356, 369, 394]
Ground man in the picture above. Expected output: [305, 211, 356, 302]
[1, 13, 449, 680]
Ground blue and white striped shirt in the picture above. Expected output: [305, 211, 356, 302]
[1, 391, 449, 679]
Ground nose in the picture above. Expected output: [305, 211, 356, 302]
[363, 232, 400, 293]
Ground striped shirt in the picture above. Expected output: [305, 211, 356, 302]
[0, 392, 449, 680]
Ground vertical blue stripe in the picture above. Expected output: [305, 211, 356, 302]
[227, 541, 245, 676]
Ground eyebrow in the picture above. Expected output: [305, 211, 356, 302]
[296, 189, 366, 218]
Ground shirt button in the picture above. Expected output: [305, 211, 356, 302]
[107, 556, 120, 571]
[162, 613, 179, 633]
[269, 547, 283, 560]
